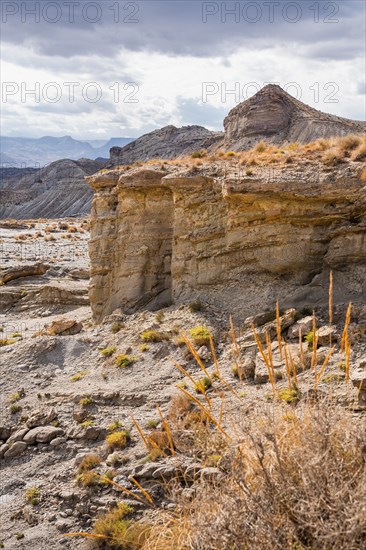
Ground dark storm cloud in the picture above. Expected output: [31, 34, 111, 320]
[1, 0, 364, 60]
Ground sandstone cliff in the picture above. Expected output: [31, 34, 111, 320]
[87, 143, 366, 322]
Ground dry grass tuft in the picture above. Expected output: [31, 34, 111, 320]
[78, 454, 101, 473]
[183, 406, 366, 550]
[140, 330, 169, 343]
[105, 430, 131, 451]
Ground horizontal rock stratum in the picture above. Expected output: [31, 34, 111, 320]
[86, 142, 366, 322]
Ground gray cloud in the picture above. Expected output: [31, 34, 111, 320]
[1, 1, 364, 138]
[1, 1, 364, 60]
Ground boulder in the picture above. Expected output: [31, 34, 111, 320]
[0, 443, 10, 458]
[26, 408, 57, 428]
[68, 426, 105, 441]
[0, 262, 48, 285]
[7, 428, 29, 445]
[69, 268, 90, 280]
[4, 441, 27, 458]
[23, 426, 65, 444]
[45, 319, 83, 336]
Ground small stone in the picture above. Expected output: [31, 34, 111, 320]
[50, 437, 66, 447]
[350, 360, 366, 391]
[152, 465, 179, 480]
[237, 355, 255, 380]
[72, 408, 89, 423]
[23, 505, 38, 525]
[316, 326, 337, 346]
[130, 462, 161, 480]
[288, 316, 313, 339]
[106, 452, 122, 466]
[55, 519, 72, 532]
[197, 346, 209, 360]
[60, 491, 77, 501]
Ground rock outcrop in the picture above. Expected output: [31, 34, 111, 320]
[223, 85, 366, 150]
[109, 85, 365, 166]
[87, 158, 366, 322]
[109, 125, 221, 167]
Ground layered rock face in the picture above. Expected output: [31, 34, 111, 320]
[223, 85, 366, 149]
[0, 158, 104, 219]
[110, 125, 221, 167]
[87, 160, 366, 322]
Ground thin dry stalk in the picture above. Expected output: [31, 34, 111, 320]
[170, 358, 212, 408]
[181, 331, 210, 378]
[299, 328, 305, 370]
[231, 347, 242, 382]
[251, 323, 276, 392]
[329, 270, 333, 346]
[341, 303, 352, 351]
[130, 414, 151, 453]
[213, 356, 242, 400]
[176, 385, 231, 440]
[345, 332, 351, 384]
[230, 315, 241, 359]
[265, 331, 274, 372]
[288, 348, 299, 388]
[130, 476, 156, 506]
[209, 334, 221, 378]
[283, 345, 293, 388]
[97, 474, 155, 507]
[311, 312, 318, 375]
[340, 303, 352, 383]
[156, 403, 175, 456]
[314, 346, 336, 392]
[276, 301, 283, 359]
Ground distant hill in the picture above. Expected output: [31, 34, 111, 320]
[110, 125, 222, 166]
[0, 158, 105, 219]
[110, 85, 365, 166]
[222, 84, 366, 150]
[0, 136, 133, 166]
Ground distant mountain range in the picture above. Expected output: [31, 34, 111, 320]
[0, 135, 133, 166]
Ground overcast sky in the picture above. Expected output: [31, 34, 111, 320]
[1, 0, 365, 140]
